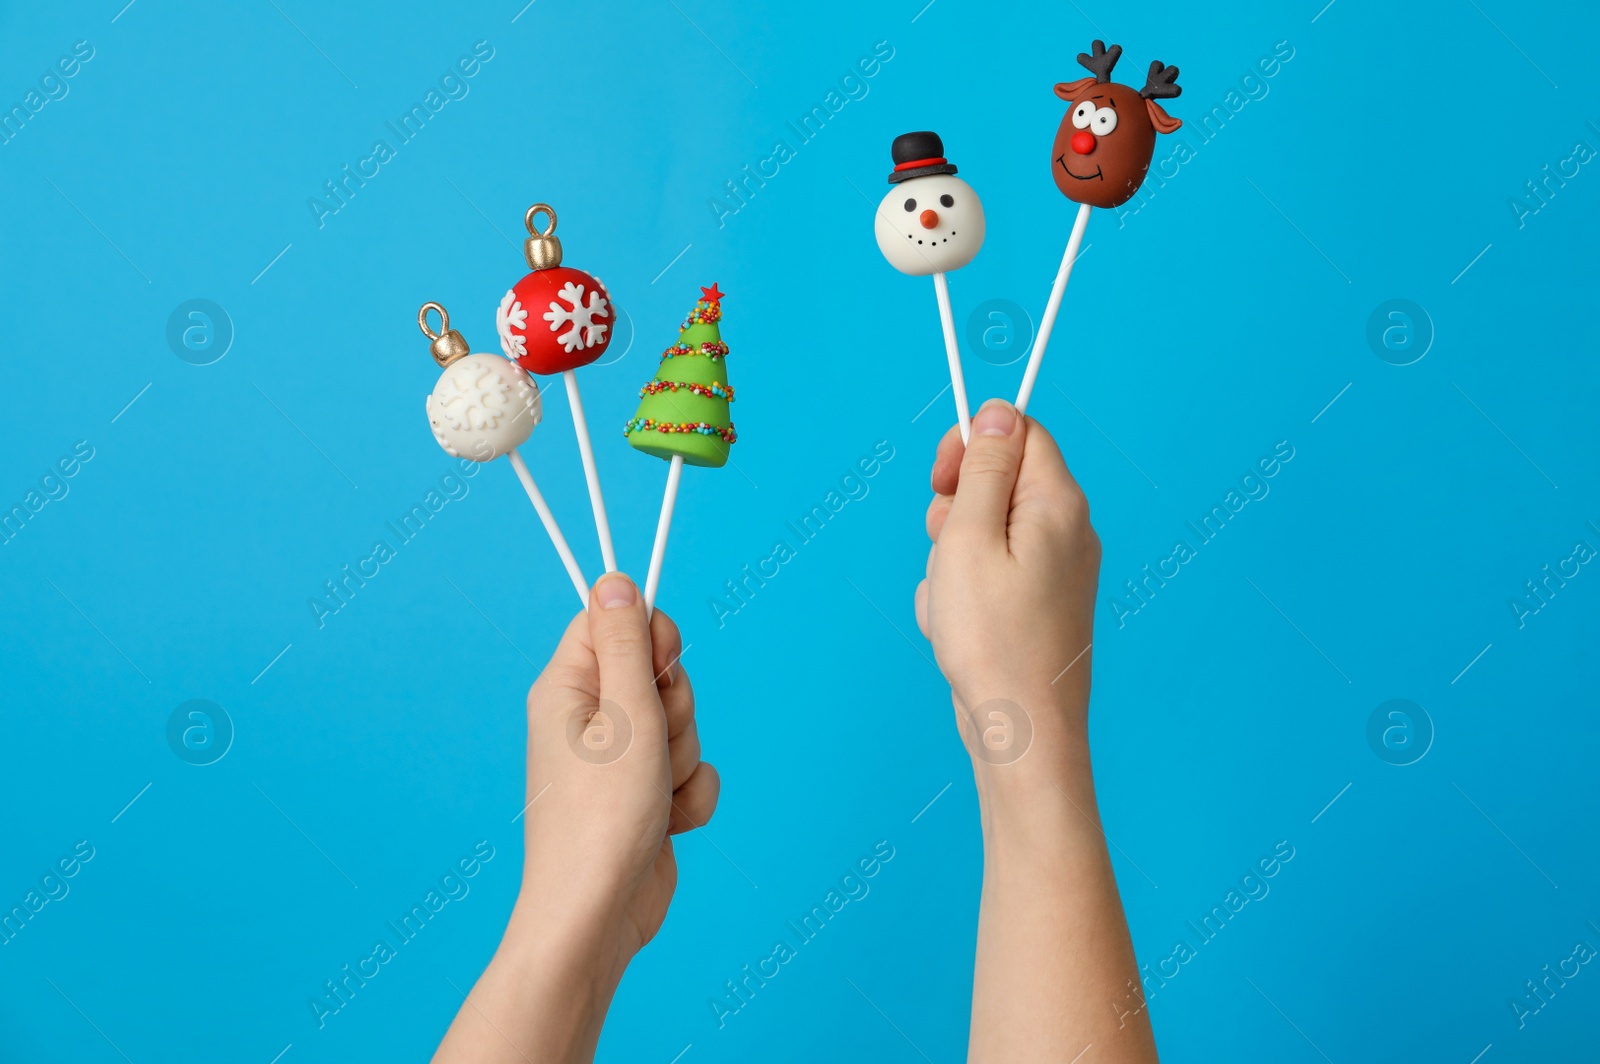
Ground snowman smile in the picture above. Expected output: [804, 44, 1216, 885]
[1056, 156, 1104, 181]
[906, 230, 958, 246]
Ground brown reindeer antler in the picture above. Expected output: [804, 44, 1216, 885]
[1141, 59, 1181, 99]
[1076, 40, 1122, 83]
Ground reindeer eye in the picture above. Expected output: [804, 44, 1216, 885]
[940, 194, 954, 208]
[1091, 107, 1118, 135]
[903, 198, 916, 212]
[1071, 101, 1095, 129]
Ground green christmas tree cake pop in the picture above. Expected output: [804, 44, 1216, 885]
[623, 284, 737, 467]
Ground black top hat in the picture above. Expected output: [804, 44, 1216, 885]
[887, 131, 958, 184]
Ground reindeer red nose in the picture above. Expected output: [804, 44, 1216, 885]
[1070, 131, 1096, 155]
[919, 209, 939, 229]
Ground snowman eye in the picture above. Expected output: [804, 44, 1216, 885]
[940, 194, 954, 207]
[1092, 107, 1118, 135]
[903, 198, 916, 212]
[1071, 100, 1095, 129]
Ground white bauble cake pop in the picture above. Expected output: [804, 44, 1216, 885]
[414, 301, 591, 607]
[427, 354, 540, 460]
[419, 303, 541, 462]
[873, 132, 985, 276]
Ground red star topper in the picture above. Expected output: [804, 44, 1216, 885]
[700, 283, 725, 303]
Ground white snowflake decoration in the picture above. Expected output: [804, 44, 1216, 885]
[542, 281, 611, 353]
[437, 363, 513, 431]
[496, 289, 528, 359]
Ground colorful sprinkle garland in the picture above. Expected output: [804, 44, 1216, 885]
[661, 340, 729, 361]
[680, 299, 723, 328]
[623, 417, 737, 444]
[639, 379, 734, 401]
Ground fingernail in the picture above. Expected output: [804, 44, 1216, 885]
[596, 574, 637, 610]
[973, 400, 1017, 437]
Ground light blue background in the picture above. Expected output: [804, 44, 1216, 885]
[2, 0, 1596, 1061]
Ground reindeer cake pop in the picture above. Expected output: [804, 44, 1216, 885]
[1014, 41, 1182, 413]
[1050, 40, 1182, 209]
[873, 132, 985, 441]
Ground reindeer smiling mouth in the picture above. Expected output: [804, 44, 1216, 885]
[1055, 156, 1103, 181]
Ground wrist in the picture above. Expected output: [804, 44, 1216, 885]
[506, 880, 636, 990]
[955, 679, 1090, 778]
[959, 690, 1102, 860]
[976, 772, 1110, 893]
[482, 893, 631, 1057]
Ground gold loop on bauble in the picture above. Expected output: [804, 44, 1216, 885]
[417, 301, 470, 368]
[418, 301, 448, 341]
[525, 203, 557, 236]
[523, 202, 563, 270]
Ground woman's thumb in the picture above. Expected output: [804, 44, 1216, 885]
[944, 399, 1025, 545]
[587, 574, 658, 729]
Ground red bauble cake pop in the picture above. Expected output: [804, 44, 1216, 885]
[496, 204, 616, 375]
[494, 201, 621, 573]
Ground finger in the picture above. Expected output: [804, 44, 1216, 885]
[586, 573, 662, 737]
[668, 718, 701, 791]
[930, 423, 966, 496]
[943, 399, 1026, 546]
[925, 492, 954, 542]
[667, 761, 721, 834]
[1013, 416, 1091, 530]
[914, 577, 930, 640]
[660, 662, 695, 740]
[649, 608, 684, 689]
[1017, 416, 1078, 490]
[528, 610, 596, 708]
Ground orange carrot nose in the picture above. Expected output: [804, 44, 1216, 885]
[919, 209, 939, 229]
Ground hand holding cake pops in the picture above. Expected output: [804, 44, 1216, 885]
[873, 132, 985, 442]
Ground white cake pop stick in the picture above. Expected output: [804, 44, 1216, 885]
[933, 272, 972, 443]
[642, 454, 683, 616]
[508, 448, 590, 607]
[1014, 202, 1091, 415]
[563, 369, 617, 573]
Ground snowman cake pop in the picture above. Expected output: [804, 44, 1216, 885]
[873, 132, 986, 276]
[417, 302, 589, 606]
[872, 132, 985, 441]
